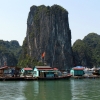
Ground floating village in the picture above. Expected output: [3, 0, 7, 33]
[0, 64, 100, 81]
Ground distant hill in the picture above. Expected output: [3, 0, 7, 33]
[72, 33, 100, 67]
[0, 40, 21, 67]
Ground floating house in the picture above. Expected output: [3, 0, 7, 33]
[83, 67, 100, 76]
[70, 66, 85, 76]
[0, 66, 15, 77]
[21, 68, 33, 77]
[0, 66, 8, 77]
[91, 67, 100, 75]
[33, 66, 58, 78]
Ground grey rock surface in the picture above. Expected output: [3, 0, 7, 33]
[24, 5, 73, 70]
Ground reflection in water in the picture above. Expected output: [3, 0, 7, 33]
[24, 81, 40, 100]
[38, 81, 72, 100]
[24, 80, 72, 100]
[1, 79, 100, 100]
[71, 79, 100, 100]
[0, 81, 26, 100]
[33, 81, 39, 96]
[0, 80, 88, 100]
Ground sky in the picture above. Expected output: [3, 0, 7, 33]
[0, 0, 100, 46]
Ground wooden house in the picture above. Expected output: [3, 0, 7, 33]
[0, 66, 16, 77]
[33, 66, 57, 78]
[0, 66, 8, 77]
[70, 67, 85, 76]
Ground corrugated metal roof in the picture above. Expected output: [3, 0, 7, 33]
[35, 66, 52, 69]
[23, 68, 33, 70]
[38, 69, 53, 71]
[34, 66, 58, 71]
[0, 66, 8, 70]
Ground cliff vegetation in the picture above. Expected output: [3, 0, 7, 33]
[72, 33, 100, 67]
[0, 40, 21, 67]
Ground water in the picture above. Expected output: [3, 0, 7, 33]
[0, 79, 100, 100]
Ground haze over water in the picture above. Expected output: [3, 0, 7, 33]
[0, 79, 100, 100]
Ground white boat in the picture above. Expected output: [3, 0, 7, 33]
[84, 68, 93, 76]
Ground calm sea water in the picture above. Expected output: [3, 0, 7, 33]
[0, 79, 100, 100]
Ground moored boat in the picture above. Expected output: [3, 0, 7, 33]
[38, 74, 71, 80]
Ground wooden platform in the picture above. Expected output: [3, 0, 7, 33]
[0, 75, 71, 81]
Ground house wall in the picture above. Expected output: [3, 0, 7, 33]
[70, 70, 84, 76]
[4, 69, 12, 74]
[4, 69, 12, 76]
[70, 70, 74, 76]
[0, 69, 4, 77]
[74, 70, 84, 76]
[21, 69, 33, 76]
[46, 72, 54, 78]
[21, 69, 25, 74]
[33, 68, 39, 77]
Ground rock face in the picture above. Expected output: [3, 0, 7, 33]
[0, 52, 17, 67]
[23, 5, 73, 70]
[0, 40, 21, 67]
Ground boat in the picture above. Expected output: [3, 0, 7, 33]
[37, 74, 71, 80]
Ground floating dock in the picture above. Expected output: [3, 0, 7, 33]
[0, 75, 71, 81]
[0, 77, 38, 81]
[71, 75, 100, 79]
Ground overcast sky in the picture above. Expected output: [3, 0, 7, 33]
[0, 0, 100, 46]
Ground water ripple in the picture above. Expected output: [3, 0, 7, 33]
[0, 81, 27, 100]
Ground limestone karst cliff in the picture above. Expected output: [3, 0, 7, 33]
[20, 5, 73, 70]
[0, 40, 21, 67]
[72, 33, 100, 67]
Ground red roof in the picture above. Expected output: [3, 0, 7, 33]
[35, 66, 58, 71]
[53, 68, 58, 70]
[35, 66, 52, 69]
[38, 68, 53, 71]
[24, 68, 33, 71]
[73, 68, 84, 70]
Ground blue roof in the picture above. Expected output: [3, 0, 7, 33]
[75, 66, 83, 68]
